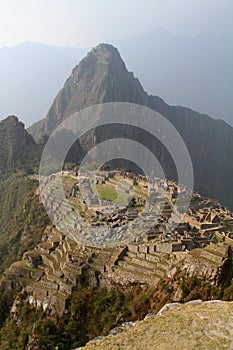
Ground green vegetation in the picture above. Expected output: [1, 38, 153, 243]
[177, 268, 233, 302]
[180, 276, 220, 301]
[92, 184, 118, 201]
[0, 286, 156, 350]
[91, 178, 146, 207]
[0, 290, 16, 328]
[221, 220, 230, 229]
[0, 116, 48, 274]
[0, 173, 50, 274]
[0, 258, 233, 349]
[0, 245, 229, 348]
[223, 280, 233, 300]
[1, 271, 232, 349]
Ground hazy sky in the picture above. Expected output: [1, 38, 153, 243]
[0, 0, 232, 48]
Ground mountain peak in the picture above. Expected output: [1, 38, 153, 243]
[28, 43, 146, 138]
[90, 43, 121, 55]
[87, 43, 123, 62]
[4, 114, 20, 124]
[0, 115, 39, 175]
[71, 42, 128, 85]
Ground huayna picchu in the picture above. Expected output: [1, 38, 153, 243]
[28, 44, 233, 211]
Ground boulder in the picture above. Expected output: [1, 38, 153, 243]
[157, 302, 181, 316]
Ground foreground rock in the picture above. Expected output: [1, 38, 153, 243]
[78, 301, 233, 350]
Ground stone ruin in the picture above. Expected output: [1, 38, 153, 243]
[1, 171, 233, 316]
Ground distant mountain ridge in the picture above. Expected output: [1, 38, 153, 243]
[28, 43, 233, 210]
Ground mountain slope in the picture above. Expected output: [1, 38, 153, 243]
[0, 116, 48, 274]
[147, 96, 233, 208]
[0, 173, 49, 274]
[0, 115, 40, 175]
[116, 29, 233, 125]
[28, 44, 233, 210]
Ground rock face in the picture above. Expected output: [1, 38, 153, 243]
[0, 115, 39, 175]
[28, 43, 233, 210]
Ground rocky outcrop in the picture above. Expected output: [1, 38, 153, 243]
[0, 115, 40, 175]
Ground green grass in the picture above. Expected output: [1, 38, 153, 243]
[12, 260, 41, 272]
[62, 176, 77, 193]
[92, 184, 118, 201]
[27, 174, 39, 181]
[76, 204, 84, 212]
[69, 202, 84, 213]
[137, 206, 145, 212]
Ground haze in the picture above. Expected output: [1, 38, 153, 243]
[1, 0, 232, 48]
[0, 0, 232, 126]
